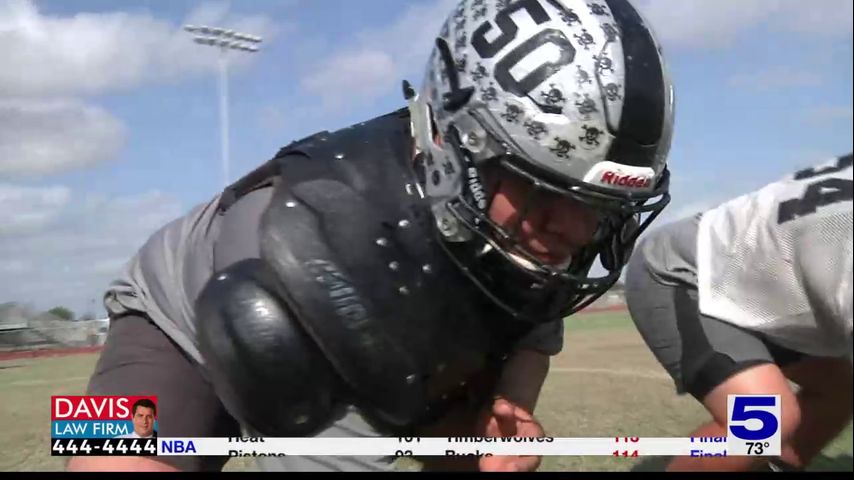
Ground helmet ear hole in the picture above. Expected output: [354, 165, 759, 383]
[623, 215, 641, 244]
[599, 215, 640, 272]
[599, 242, 617, 272]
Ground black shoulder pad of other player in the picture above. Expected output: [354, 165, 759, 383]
[195, 258, 344, 436]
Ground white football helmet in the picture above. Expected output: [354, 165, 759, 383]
[407, 0, 675, 321]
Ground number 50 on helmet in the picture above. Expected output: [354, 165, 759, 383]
[406, 0, 675, 321]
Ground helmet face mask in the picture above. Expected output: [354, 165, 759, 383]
[440, 121, 670, 320]
[408, 0, 674, 322]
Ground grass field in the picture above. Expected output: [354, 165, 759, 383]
[1, 311, 850, 472]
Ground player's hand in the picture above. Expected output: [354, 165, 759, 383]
[476, 397, 544, 472]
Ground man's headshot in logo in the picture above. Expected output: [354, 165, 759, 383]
[117, 399, 157, 438]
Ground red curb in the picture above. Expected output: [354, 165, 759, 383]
[0, 346, 103, 361]
[578, 304, 627, 314]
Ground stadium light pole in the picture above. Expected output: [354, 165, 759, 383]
[184, 25, 263, 187]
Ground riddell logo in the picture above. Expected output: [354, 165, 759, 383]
[468, 167, 487, 210]
[600, 171, 652, 189]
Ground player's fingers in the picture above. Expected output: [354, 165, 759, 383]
[478, 454, 501, 471]
[512, 404, 535, 422]
[517, 421, 545, 439]
[490, 399, 519, 435]
[492, 397, 516, 418]
[479, 455, 517, 472]
[499, 456, 540, 472]
[514, 455, 541, 472]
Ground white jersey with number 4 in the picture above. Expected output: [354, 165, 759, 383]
[697, 154, 853, 359]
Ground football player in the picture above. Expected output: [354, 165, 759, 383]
[625, 153, 853, 471]
[69, 0, 674, 472]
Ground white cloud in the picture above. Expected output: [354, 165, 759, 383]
[0, 0, 279, 97]
[300, 0, 851, 110]
[0, 259, 30, 274]
[636, 0, 774, 50]
[0, 99, 126, 176]
[0, 183, 71, 234]
[727, 66, 823, 91]
[0, 185, 184, 315]
[91, 258, 132, 275]
[773, 1, 853, 36]
[257, 105, 289, 132]
[0, 1, 281, 178]
[805, 104, 854, 125]
[299, 0, 456, 109]
[302, 50, 398, 109]
[636, 0, 853, 51]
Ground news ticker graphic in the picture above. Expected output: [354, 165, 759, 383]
[150, 436, 774, 457]
[151, 394, 780, 458]
[51, 394, 780, 458]
[51, 396, 158, 457]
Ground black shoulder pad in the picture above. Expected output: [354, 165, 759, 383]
[195, 258, 343, 436]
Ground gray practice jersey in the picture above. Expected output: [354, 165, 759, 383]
[103, 186, 565, 368]
[696, 156, 853, 358]
[636, 155, 853, 360]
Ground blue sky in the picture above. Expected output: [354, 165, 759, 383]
[1, 0, 852, 316]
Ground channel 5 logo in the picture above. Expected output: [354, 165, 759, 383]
[726, 395, 782, 456]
